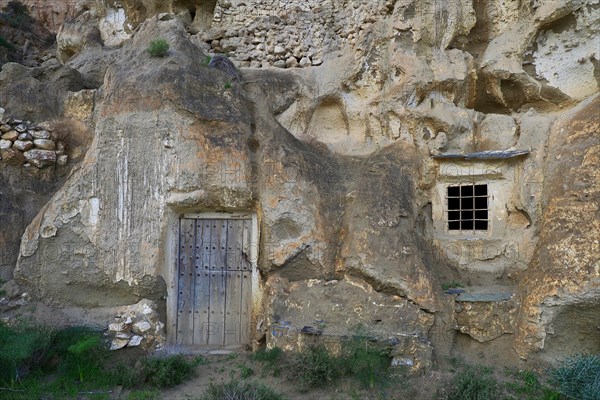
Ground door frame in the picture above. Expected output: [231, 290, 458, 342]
[165, 212, 260, 347]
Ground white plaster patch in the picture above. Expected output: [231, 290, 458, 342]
[100, 8, 131, 47]
[89, 197, 100, 227]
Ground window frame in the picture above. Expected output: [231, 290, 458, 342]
[445, 183, 490, 234]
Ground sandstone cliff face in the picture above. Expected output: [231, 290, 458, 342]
[1, 0, 598, 368]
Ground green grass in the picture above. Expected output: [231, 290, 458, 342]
[437, 361, 561, 400]
[125, 390, 161, 400]
[0, 322, 56, 385]
[505, 369, 561, 400]
[0, 322, 203, 398]
[147, 38, 169, 57]
[201, 380, 286, 400]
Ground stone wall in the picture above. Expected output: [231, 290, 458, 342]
[0, 115, 68, 168]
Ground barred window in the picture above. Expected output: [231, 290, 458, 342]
[447, 184, 489, 231]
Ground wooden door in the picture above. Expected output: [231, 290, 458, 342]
[176, 218, 252, 346]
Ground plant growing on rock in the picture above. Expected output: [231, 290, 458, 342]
[147, 38, 169, 57]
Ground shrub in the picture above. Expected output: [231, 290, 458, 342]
[252, 346, 283, 376]
[201, 380, 286, 400]
[238, 363, 254, 379]
[110, 361, 143, 388]
[341, 338, 391, 389]
[289, 344, 340, 388]
[551, 354, 600, 400]
[141, 354, 200, 388]
[438, 365, 501, 400]
[147, 38, 169, 57]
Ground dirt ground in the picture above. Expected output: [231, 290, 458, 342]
[152, 351, 445, 400]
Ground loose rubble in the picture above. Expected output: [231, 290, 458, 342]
[105, 299, 166, 351]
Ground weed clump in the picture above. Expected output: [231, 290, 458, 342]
[289, 344, 340, 388]
[551, 354, 600, 400]
[340, 337, 391, 389]
[202, 380, 286, 400]
[147, 38, 169, 57]
[141, 354, 203, 388]
[437, 365, 501, 400]
[252, 346, 283, 376]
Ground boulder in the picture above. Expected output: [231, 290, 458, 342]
[23, 149, 56, 168]
[33, 139, 56, 150]
[13, 140, 33, 151]
[0, 148, 25, 165]
[0, 139, 11, 150]
[1, 131, 18, 141]
[18, 132, 33, 141]
[30, 130, 50, 139]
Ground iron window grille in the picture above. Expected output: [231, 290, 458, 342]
[447, 184, 489, 231]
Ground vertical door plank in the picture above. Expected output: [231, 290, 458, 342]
[240, 220, 253, 343]
[224, 220, 243, 345]
[193, 220, 208, 345]
[224, 271, 242, 345]
[226, 219, 243, 270]
[240, 270, 252, 345]
[176, 218, 195, 345]
[208, 220, 227, 346]
[241, 219, 251, 271]
[197, 219, 213, 345]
